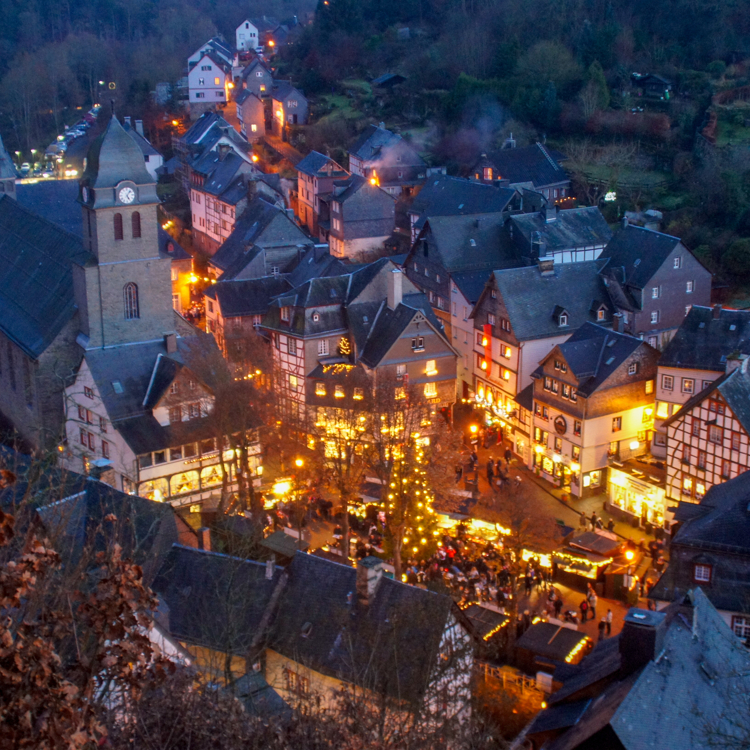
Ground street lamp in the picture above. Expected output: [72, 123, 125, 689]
[14, 151, 20, 166]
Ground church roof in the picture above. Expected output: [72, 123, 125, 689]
[81, 115, 154, 190]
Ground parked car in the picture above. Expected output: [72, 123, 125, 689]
[19, 163, 30, 176]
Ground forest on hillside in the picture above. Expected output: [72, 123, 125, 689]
[3, 0, 750, 288]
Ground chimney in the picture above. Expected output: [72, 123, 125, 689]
[197, 527, 211, 551]
[313, 243, 328, 261]
[164, 332, 177, 354]
[613, 312, 625, 333]
[387, 268, 403, 310]
[619, 608, 666, 676]
[135, 119, 144, 136]
[356, 556, 384, 606]
[537, 256, 554, 277]
[379, 121, 385, 129]
[124, 116, 132, 128]
[713, 304, 722, 320]
[725, 352, 749, 374]
[622, 216, 629, 229]
[543, 204, 557, 223]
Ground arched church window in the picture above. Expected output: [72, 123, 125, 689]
[124, 283, 140, 320]
[114, 213, 123, 241]
[132, 211, 141, 239]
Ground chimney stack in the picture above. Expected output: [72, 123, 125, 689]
[387, 268, 403, 310]
[164, 332, 177, 354]
[135, 119, 144, 137]
[543, 204, 557, 223]
[356, 556, 384, 607]
[198, 527, 211, 552]
[613, 312, 625, 333]
[619, 609, 666, 676]
[537, 256, 554, 277]
[713, 304, 722, 320]
[725, 352, 749, 374]
[124, 116, 132, 128]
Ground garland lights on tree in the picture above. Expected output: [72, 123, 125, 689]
[384, 442, 441, 566]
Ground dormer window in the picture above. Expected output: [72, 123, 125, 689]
[280, 306, 291, 322]
[597, 307, 606, 321]
[559, 313, 568, 326]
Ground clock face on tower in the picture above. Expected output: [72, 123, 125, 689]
[118, 186, 135, 204]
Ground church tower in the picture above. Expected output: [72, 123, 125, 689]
[74, 115, 175, 349]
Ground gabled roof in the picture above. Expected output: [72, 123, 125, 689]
[409, 176, 515, 218]
[180, 112, 233, 146]
[240, 58, 272, 81]
[349, 124, 425, 166]
[487, 260, 612, 341]
[152, 545, 284, 655]
[235, 89, 262, 107]
[205, 276, 291, 317]
[475, 143, 568, 188]
[269, 552, 456, 705]
[285, 246, 348, 287]
[37, 479, 193, 585]
[599, 225, 684, 289]
[0, 134, 17, 179]
[211, 196, 310, 276]
[158, 228, 191, 260]
[451, 269, 491, 305]
[296, 150, 346, 177]
[202, 151, 251, 199]
[16, 179, 82, 236]
[250, 15, 280, 33]
[0, 195, 91, 358]
[509, 207, 612, 253]
[272, 81, 305, 103]
[122, 121, 161, 157]
[663, 364, 750, 435]
[539, 323, 648, 397]
[416, 214, 522, 273]
[659, 305, 750, 372]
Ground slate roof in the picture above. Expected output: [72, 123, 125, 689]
[122, 122, 161, 157]
[202, 151, 250, 200]
[180, 112, 233, 147]
[663, 366, 750, 434]
[349, 124, 425, 166]
[204, 276, 291, 317]
[240, 58, 272, 82]
[152, 545, 284, 655]
[158, 228, 191, 260]
[228, 672, 292, 719]
[272, 81, 305, 103]
[450, 270, 489, 305]
[538, 323, 648, 398]
[37, 479, 192, 585]
[515, 383, 534, 412]
[211, 196, 310, 277]
[16, 179, 82, 236]
[599, 225, 683, 289]
[285, 246, 348, 287]
[409, 176, 515, 218]
[650, 470, 750, 612]
[0, 195, 91, 358]
[476, 143, 568, 188]
[0, 135, 18, 179]
[295, 150, 347, 177]
[538, 592, 750, 750]
[510, 207, 612, 253]
[269, 552, 455, 705]
[659, 305, 750, 372]
[81, 115, 153, 189]
[419, 214, 523, 273]
[488, 260, 612, 341]
[84, 334, 231, 454]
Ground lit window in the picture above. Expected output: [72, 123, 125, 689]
[251, 124, 258, 132]
[559, 313, 568, 327]
[502, 369, 510, 381]
[656, 401, 669, 419]
[597, 308, 605, 321]
[315, 382, 326, 396]
[425, 360, 437, 375]
[682, 378, 694, 394]
[683, 476, 693, 495]
[214, 77, 220, 85]
[289, 374, 298, 390]
[395, 386, 405, 400]
[353, 387, 363, 400]
[503, 346, 512, 358]
[334, 385, 345, 398]
[645, 379, 654, 394]
[424, 382, 437, 398]
[612, 416, 622, 432]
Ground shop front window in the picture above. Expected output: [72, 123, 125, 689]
[170, 471, 200, 496]
[201, 464, 225, 487]
[138, 477, 169, 502]
[589, 470, 601, 487]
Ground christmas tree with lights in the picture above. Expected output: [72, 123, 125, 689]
[383, 442, 441, 573]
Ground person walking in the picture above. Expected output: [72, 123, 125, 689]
[598, 617, 607, 641]
[579, 512, 587, 530]
[606, 609, 613, 636]
[486, 459, 495, 486]
[579, 598, 588, 622]
[589, 511, 598, 531]
[504, 447, 513, 467]
[588, 588, 597, 621]
[554, 597, 564, 619]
